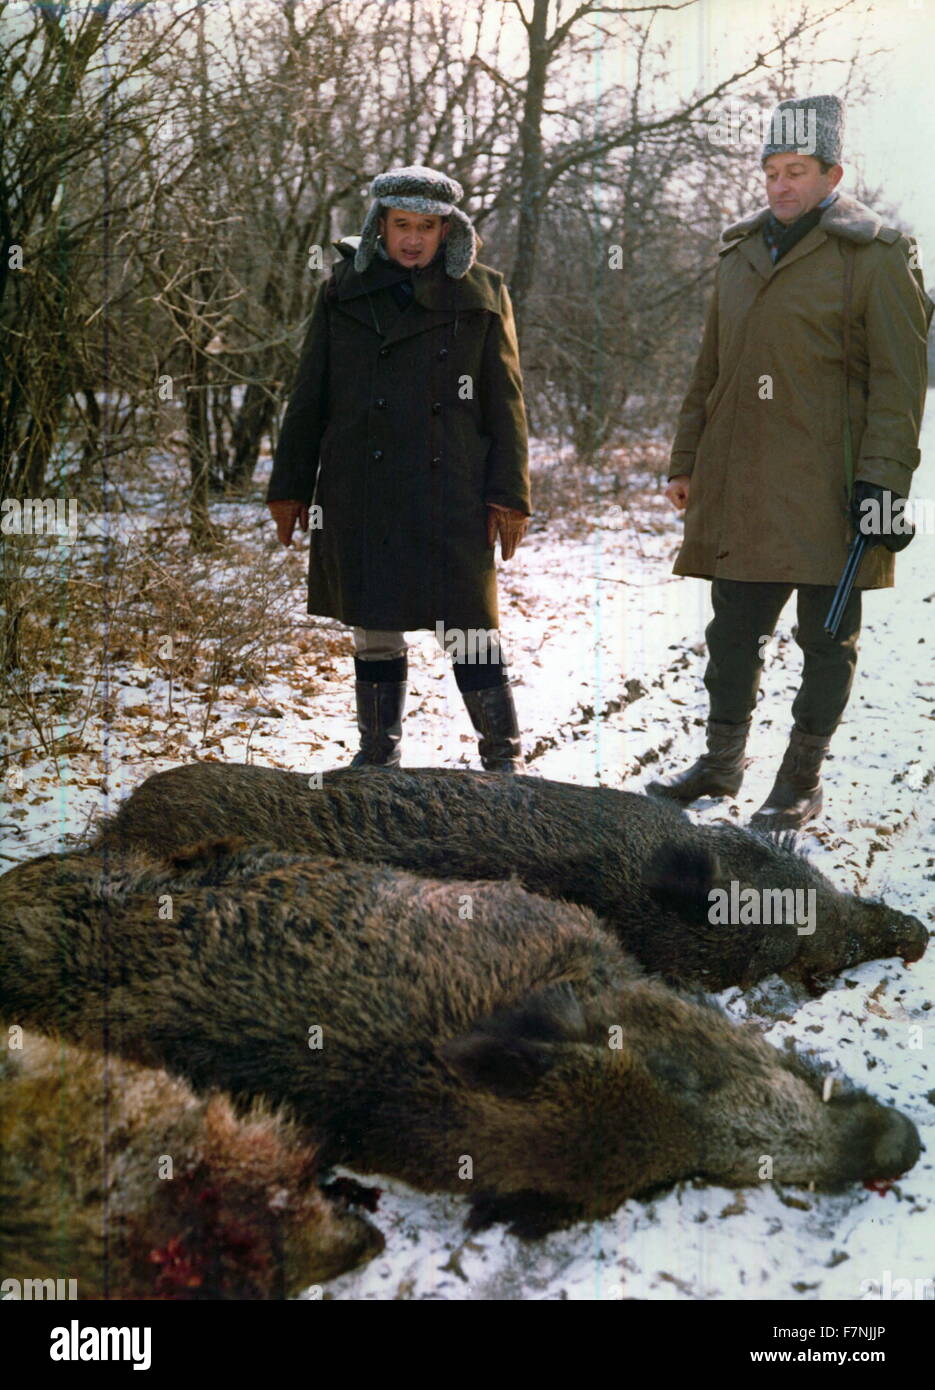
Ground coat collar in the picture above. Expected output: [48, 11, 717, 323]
[735, 225, 836, 280]
[717, 193, 893, 280]
[331, 237, 500, 318]
[327, 250, 502, 345]
[720, 192, 888, 250]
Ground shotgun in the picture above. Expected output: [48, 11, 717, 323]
[824, 532, 868, 639]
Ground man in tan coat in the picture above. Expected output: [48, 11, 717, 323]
[650, 95, 932, 828]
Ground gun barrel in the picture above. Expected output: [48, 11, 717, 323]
[824, 534, 868, 638]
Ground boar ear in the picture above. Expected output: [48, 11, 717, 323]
[479, 982, 588, 1044]
[642, 843, 719, 923]
[440, 1034, 557, 1098]
[440, 984, 586, 1098]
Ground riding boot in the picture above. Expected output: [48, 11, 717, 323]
[461, 682, 525, 774]
[749, 726, 831, 831]
[350, 671, 406, 768]
[646, 718, 751, 803]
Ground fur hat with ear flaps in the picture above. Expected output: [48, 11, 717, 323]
[354, 165, 478, 279]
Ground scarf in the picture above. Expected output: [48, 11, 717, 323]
[762, 201, 826, 264]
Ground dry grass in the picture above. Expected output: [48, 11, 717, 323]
[0, 510, 305, 763]
[531, 439, 669, 523]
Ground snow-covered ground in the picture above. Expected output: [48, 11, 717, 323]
[3, 403, 933, 1301]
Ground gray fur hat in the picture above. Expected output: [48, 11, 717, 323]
[354, 165, 478, 279]
[761, 94, 844, 166]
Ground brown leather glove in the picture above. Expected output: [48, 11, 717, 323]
[486, 503, 529, 561]
[268, 500, 310, 547]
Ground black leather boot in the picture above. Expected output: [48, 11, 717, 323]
[350, 679, 406, 768]
[749, 727, 831, 831]
[646, 718, 750, 803]
[461, 683, 525, 773]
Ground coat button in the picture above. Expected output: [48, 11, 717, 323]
[373, 450, 384, 462]
[431, 456, 441, 468]
[378, 347, 390, 358]
[431, 401, 442, 414]
[375, 398, 387, 409]
[437, 348, 448, 360]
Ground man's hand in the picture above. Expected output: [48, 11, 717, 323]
[486, 503, 529, 561]
[268, 500, 310, 547]
[851, 481, 914, 553]
[665, 475, 690, 511]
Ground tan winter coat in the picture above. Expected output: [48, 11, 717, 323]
[669, 193, 933, 588]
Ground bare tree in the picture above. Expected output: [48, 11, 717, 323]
[0, 0, 201, 498]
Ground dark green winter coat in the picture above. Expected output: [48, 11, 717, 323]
[266, 244, 531, 631]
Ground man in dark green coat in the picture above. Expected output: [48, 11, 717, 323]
[267, 166, 531, 771]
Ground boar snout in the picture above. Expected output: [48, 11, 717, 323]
[890, 911, 928, 965]
[787, 900, 929, 990]
[689, 1038, 922, 1195]
[829, 1095, 922, 1185]
[842, 903, 929, 972]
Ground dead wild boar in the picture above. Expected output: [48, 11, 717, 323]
[0, 839, 921, 1237]
[92, 763, 929, 992]
[0, 1028, 383, 1299]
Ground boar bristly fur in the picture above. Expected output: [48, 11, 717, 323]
[0, 1029, 383, 1298]
[0, 840, 920, 1236]
[92, 764, 929, 991]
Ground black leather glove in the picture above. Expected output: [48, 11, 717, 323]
[851, 481, 914, 553]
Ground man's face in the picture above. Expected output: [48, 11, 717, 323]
[379, 209, 449, 268]
[763, 153, 843, 225]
